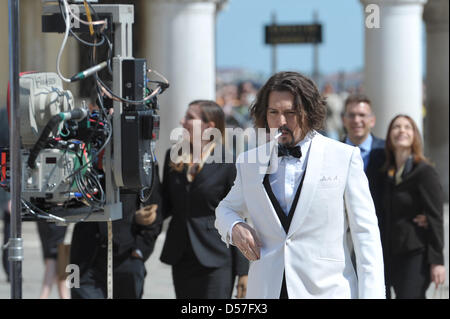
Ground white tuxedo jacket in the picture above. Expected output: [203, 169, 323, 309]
[215, 132, 385, 298]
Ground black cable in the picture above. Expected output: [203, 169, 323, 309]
[139, 160, 155, 203]
[63, 89, 112, 181]
[87, 2, 113, 76]
[75, 172, 96, 207]
[87, 169, 105, 204]
[65, 111, 112, 180]
[75, 173, 90, 204]
[28, 114, 63, 169]
[83, 1, 167, 106]
[96, 74, 163, 105]
[72, 146, 105, 208]
[21, 199, 66, 223]
[21, 200, 49, 221]
[76, 111, 102, 167]
[58, 0, 106, 48]
[103, 33, 114, 76]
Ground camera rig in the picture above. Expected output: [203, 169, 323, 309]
[1, 1, 168, 224]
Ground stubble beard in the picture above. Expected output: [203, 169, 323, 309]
[278, 125, 296, 147]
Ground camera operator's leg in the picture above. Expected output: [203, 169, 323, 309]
[113, 256, 146, 299]
[58, 276, 70, 299]
[39, 258, 57, 299]
[71, 267, 106, 299]
[37, 221, 67, 299]
[2, 210, 10, 282]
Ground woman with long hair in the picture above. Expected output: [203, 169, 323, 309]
[160, 100, 249, 299]
[381, 114, 445, 298]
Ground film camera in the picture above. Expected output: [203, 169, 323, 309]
[1, 1, 167, 223]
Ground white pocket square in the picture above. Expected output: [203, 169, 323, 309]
[318, 175, 339, 187]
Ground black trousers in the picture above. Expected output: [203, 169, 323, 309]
[389, 250, 430, 299]
[172, 242, 234, 299]
[71, 250, 146, 299]
[2, 212, 10, 281]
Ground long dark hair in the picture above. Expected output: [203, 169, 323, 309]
[250, 71, 327, 133]
[189, 100, 225, 142]
[383, 114, 430, 173]
[170, 100, 225, 172]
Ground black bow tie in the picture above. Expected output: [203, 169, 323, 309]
[278, 145, 302, 158]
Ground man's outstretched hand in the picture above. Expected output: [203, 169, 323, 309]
[135, 204, 158, 226]
[232, 222, 262, 261]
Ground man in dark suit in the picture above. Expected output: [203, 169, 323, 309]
[341, 94, 387, 279]
[341, 94, 385, 220]
[70, 165, 163, 299]
[341, 94, 428, 230]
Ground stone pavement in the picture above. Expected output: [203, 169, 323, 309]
[0, 206, 448, 299]
[0, 220, 176, 299]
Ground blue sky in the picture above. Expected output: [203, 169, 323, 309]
[216, 0, 366, 77]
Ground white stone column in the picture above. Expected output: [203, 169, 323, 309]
[20, 0, 80, 94]
[360, 0, 427, 138]
[423, 0, 449, 201]
[141, 0, 221, 168]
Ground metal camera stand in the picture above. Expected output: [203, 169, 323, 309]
[7, 0, 136, 299]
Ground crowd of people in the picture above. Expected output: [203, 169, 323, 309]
[0, 71, 446, 299]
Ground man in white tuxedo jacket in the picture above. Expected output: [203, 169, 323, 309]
[215, 71, 385, 299]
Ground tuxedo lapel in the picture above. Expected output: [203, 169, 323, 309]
[263, 174, 289, 233]
[249, 140, 285, 235]
[255, 167, 286, 235]
[287, 134, 324, 237]
[263, 169, 306, 234]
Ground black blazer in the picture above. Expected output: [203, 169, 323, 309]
[342, 135, 385, 221]
[382, 160, 444, 266]
[160, 147, 248, 276]
[365, 135, 386, 220]
[70, 165, 163, 274]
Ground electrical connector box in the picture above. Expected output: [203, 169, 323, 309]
[21, 149, 80, 203]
